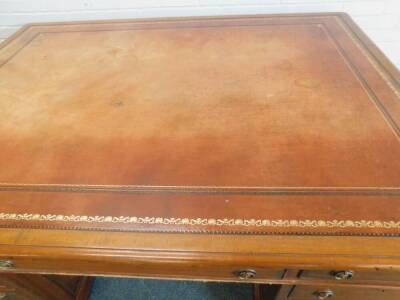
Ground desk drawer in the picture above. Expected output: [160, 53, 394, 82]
[0, 256, 284, 282]
[300, 269, 400, 283]
[288, 285, 400, 300]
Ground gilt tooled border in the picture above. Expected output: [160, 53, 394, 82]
[1, 213, 400, 230]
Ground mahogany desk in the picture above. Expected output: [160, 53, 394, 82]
[0, 13, 400, 299]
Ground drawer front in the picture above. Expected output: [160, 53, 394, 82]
[288, 285, 400, 300]
[0, 256, 285, 282]
[300, 269, 400, 283]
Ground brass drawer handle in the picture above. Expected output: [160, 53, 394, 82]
[331, 270, 354, 280]
[236, 269, 257, 280]
[0, 260, 15, 270]
[313, 289, 334, 299]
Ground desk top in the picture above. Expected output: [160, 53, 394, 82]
[0, 13, 400, 237]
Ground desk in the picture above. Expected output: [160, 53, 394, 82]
[0, 13, 400, 299]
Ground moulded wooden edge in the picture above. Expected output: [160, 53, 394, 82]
[338, 12, 400, 85]
[1, 229, 400, 271]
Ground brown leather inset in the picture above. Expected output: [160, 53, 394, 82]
[0, 14, 399, 235]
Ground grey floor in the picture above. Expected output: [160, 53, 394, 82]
[89, 278, 254, 300]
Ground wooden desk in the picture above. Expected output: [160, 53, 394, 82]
[0, 13, 400, 299]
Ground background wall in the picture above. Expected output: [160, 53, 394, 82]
[0, 0, 399, 68]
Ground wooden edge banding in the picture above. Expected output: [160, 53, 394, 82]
[1, 230, 400, 271]
[334, 15, 400, 99]
[0, 24, 32, 50]
[337, 13, 400, 85]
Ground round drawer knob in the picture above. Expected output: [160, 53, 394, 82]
[0, 260, 15, 270]
[313, 290, 334, 299]
[332, 270, 354, 280]
[237, 269, 257, 280]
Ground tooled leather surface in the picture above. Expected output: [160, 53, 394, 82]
[0, 15, 399, 235]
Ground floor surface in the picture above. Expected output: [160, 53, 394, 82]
[89, 278, 254, 300]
